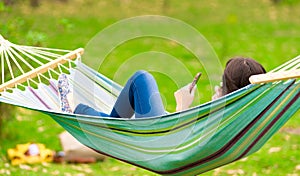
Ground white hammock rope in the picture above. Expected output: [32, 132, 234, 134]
[1, 47, 5, 84]
[270, 55, 300, 73]
[8, 46, 35, 70]
[21, 45, 71, 52]
[3, 47, 15, 80]
[15, 46, 46, 66]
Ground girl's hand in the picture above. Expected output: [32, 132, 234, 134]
[174, 83, 196, 112]
[212, 85, 222, 100]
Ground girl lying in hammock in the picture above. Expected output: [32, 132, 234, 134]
[58, 57, 266, 118]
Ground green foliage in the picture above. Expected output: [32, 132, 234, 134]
[58, 18, 74, 31]
[25, 31, 47, 46]
[0, 1, 6, 12]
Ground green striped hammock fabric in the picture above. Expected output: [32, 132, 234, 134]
[0, 37, 299, 175]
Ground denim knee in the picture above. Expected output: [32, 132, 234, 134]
[74, 103, 110, 117]
[132, 70, 155, 83]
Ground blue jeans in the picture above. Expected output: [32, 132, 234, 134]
[74, 70, 166, 118]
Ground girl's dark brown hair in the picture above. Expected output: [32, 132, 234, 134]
[222, 57, 266, 95]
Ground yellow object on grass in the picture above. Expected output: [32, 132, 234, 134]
[7, 143, 54, 165]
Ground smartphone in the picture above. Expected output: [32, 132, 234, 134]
[189, 72, 202, 93]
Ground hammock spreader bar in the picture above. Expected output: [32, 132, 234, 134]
[250, 68, 300, 84]
[0, 48, 84, 92]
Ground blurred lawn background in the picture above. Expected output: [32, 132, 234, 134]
[0, 0, 300, 175]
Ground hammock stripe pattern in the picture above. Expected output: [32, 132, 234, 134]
[0, 36, 299, 175]
[49, 68, 299, 175]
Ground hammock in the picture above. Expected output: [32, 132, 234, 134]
[0, 35, 299, 175]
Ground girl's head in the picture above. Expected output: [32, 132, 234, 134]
[222, 57, 266, 95]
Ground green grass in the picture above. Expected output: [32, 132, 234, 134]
[1, 0, 300, 175]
